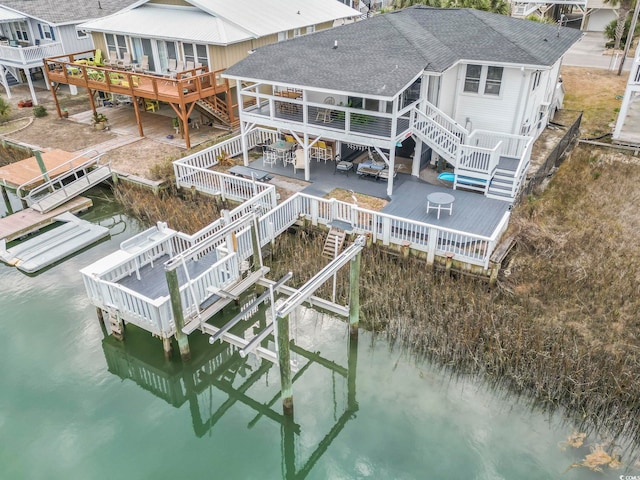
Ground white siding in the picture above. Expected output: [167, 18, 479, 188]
[454, 65, 523, 134]
[54, 24, 94, 53]
[437, 67, 458, 115]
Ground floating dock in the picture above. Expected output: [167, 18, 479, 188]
[0, 149, 88, 190]
[0, 212, 109, 273]
[0, 195, 93, 242]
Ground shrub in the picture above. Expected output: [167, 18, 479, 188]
[32, 105, 47, 118]
[0, 96, 10, 120]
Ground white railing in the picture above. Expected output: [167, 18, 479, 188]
[0, 42, 63, 65]
[174, 128, 278, 171]
[457, 142, 501, 178]
[411, 106, 467, 164]
[468, 130, 530, 160]
[509, 136, 534, 197]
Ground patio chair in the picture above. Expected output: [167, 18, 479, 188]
[284, 134, 295, 143]
[133, 55, 149, 73]
[117, 52, 133, 70]
[144, 100, 159, 112]
[167, 58, 178, 75]
[316, 96, 335, 123]
[293, 149, 305, 174]
[263, 149, 278, 168]
[104, 50, 118, 67]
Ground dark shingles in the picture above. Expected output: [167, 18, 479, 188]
[224, 6, 582, 97]
[1, 0, 137, 25]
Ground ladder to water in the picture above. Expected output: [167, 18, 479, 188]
[322, 227, 346, 259]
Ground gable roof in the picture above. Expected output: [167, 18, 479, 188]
[224, 6, 583, 98]
[80, 0, 361, 45]
[0, 0, 137, 26]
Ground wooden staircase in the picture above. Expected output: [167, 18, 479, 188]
[195, 96, 232, 128]
[322, 227, 347, 259]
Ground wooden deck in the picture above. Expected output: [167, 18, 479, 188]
[0, 196, 93, 242]
[0, 149, 88, 190]
[248, 156, 510, 238]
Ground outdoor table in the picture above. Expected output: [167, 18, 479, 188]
[228, 166, 272, 182]
[269, 141, 295, 164]
[426, 192, 455, 219]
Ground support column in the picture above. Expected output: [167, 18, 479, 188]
[347, 320, 358, 409]
[132, 96, 144, 137]
[412, 140, 423, 177]
[0, 66, 11, 99]
[277, 313, 293, 415]
[41, 67, 50, 91]
[165, 267, 191, 360]
[349, 251, 361, 337]
[250, 215, 263, 270]
[95, 307, 108, 338]
[162, 337, 173, 360]
[24, 68, 38, 106]
[34, 150, 50, 181]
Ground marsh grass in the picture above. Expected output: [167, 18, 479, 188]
[265, 145, 640, 451]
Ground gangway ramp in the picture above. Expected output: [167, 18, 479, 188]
[17, 150, 112, 214]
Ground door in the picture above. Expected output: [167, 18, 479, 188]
[156, 40, 178, 73]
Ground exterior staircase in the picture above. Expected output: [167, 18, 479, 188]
[410, 102, 533, 202]
[322, 227, 346, 259]
[195, 96, 232, 129]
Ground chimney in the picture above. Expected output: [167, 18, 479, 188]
[333, 40, 338, 49]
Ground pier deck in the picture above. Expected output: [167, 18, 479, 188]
[0, 196, 93, 242]
[0, 149, 88, 189]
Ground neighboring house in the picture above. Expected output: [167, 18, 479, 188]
[511, 0, 616, 32]
[0, 0, 136, 103]
[45, 0, 360, 147]
[224, 6, 582, 200]
[613, 42, 640, 145]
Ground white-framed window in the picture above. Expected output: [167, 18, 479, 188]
[105, 33, 128, 58]
[293, 28, 301, 38]
[183, 43, 209, 67]
[41, 24, 53, 39]
[307, 25, 316, 34]
[531, 70, 542, 91]
[463, 64, 503, 96]
[76, 29, 88, 39]
[10, 21, 28, 42]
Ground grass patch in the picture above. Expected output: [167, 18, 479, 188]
[325, 188, 387, 211]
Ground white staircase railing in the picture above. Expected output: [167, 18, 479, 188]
[411, 105, 467, 164]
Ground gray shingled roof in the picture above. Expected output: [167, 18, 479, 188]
[1, 0, 137, 25]
[224, 6, 583, 98]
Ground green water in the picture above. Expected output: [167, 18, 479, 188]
[0, 194, 626, 479]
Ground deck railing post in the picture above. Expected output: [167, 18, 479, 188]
[427, 226, 438, 264]
[164, 267, 191, 361]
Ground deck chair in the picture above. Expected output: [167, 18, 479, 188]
[284, 134, 295, 143]
[85, 49, 103, 66]
[167, 58, 178, 76]
[293, 149, 305, 174]
[104, 50, 119, 67]
[117, 52, 132, 69]
[316, 97, 335, 123]
[133, 55, 149, 73]
[144, 100, 159, 112]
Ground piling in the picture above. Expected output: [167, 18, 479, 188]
[165, 267, 191, 361]
[348, 251, 361, 337]
[162, 337, 173, 360]
[33, 151, 50, 183]
[277, 313, 294, 415]
[95, 307, 108, 338]
[1, 185, 13, 215]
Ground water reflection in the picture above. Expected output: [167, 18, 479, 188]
[101, 316, 358, 479]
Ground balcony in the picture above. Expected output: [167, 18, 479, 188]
[44, 51, 231, 107]
[0, 42, 63, 67]
[240, 91, 414, 145]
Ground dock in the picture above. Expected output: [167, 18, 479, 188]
[0, 149, 88, 190]
[0, 212, 110, 273]
[0, 196, 93, 242]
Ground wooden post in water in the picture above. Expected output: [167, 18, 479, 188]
[348, 251, 361, 337]
[162, 337, 173, 360]
[165, 267, 191, 361]
[1, 185, 13, 215]
[277, 313, 294, 415]
[33, 151, 50, 183]
[95, 307, 108, 338]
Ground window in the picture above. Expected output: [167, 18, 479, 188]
[77, 29, 87, 39]
[463, 64, 482, 93]
[10, 21, 28, 42]
[278, 32, 287, 42]
[41, 24, 52, 39]
[293, 28, 301, 38]
[307, 25, 316, 34]
[531, 71, 541, 91]
[484, 66, 503, 95]
[463, 64, 503, 96]
[105, 33, 128, 58]
[183, 43, 208, 67]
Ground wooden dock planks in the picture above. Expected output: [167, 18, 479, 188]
[0, 196, 93, 242]
[0, 149, 89, 190]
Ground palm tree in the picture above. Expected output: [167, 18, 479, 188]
[605, 0, 635, 50]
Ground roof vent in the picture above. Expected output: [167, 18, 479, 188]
[333, 40, 338, 49]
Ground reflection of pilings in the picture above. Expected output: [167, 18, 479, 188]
[248, 347, 315, 429]
[282, 414, 296, 480]
[205, 361, 301, 434]
[289, 344, 348, 378]
[288, 333, 359, 480]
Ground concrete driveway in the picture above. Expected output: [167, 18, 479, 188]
[563, 31, 632, 71]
